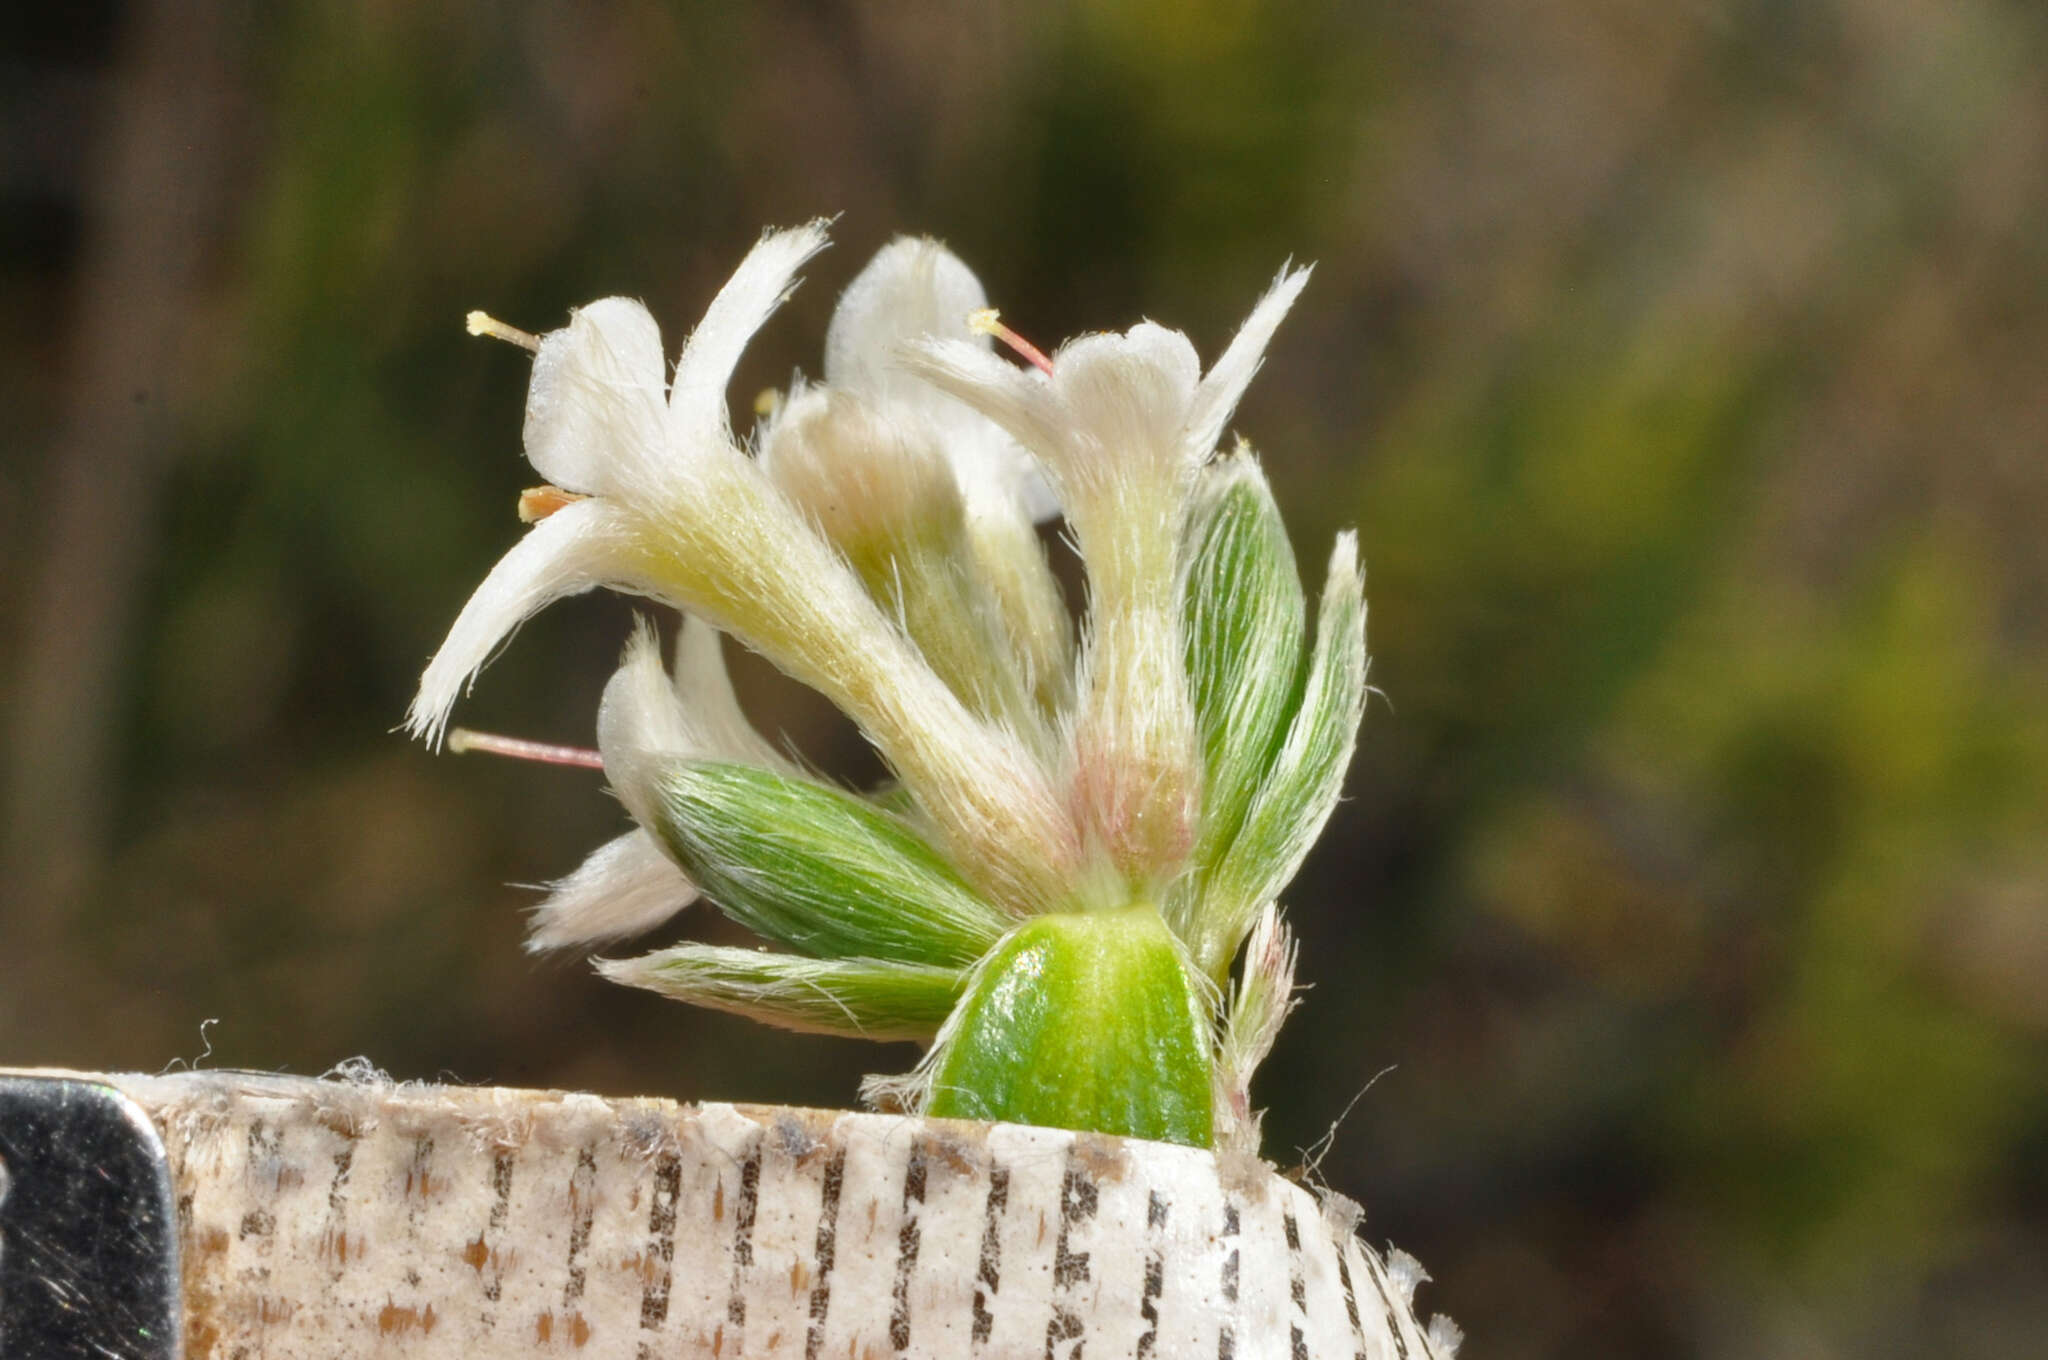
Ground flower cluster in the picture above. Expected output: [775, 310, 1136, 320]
[412, 223, 1366, 1151]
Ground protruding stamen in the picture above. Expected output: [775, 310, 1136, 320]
[753, 388, 783, 422]
[466, 310, 541, 352]
[968, 307, 1054, 376]
[447, 728, 606, 770]
[518, 485, 588, 523]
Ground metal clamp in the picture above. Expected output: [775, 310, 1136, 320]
[0, 1073, 181, 1359]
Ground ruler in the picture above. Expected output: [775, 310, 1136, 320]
[0, 1068, 1457, 1359]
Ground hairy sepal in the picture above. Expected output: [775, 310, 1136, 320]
[649, 760, 1010, 967]
[600, 946, 964, 1041]
[1180, 452, 1307, 930]
[924, 906, 1215, 1147]
[1214, 903, 1300, 1156]
[1191, 534, 1368, 976]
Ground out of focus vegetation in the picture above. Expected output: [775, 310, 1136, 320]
[3, 3, 2043, 1356]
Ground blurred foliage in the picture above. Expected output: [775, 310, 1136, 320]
[3, 3, 2045, 1357]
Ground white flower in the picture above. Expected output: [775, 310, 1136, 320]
[900, 266, 1312, 881]
[822, 238, 1059, 523]
[419, 222, 1361, 1150]
[759, 238, 1075, 736]
[408, 225, 837, 750]
[410, 224, 1078, 915]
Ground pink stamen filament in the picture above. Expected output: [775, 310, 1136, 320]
[447, 728, 605, 770]
[969, 308, 1054, 376]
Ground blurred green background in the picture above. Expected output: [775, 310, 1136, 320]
[3, 2, 2044, 1355]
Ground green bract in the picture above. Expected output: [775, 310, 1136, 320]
[649, 761, 1008, 968]
[599, 948, 965, 1042]
[926, 909, 1213, 1148]
[417, 226, 1366, 1151]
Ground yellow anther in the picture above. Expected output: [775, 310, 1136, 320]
[518, 485, 587, 523]
[968, 308, 1054, 376]
[465, 310, 541, 352]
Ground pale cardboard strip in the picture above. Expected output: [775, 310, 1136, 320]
[4, 1069, 1454, 1358]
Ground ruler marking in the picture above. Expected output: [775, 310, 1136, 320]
[562, 1146, 597, 1306]
[1220, 1202, 1240, 1304]
[637, 1151, 682, 1330]
[405, 1135, 435, 1207]
[1043, 1149, 1098, 1359]
[1334, 1238, 1370, 1360]
[889, 1139, 929, 1351]
[1284, 1209, 1306, 1312]
[321, 1142, 355, 1278]
[971, 1163, 1009, 1346]
[478, 1149, 514, 1305]
[725, 1138, 765, 1332]
[1135, 1190, 1168, 1359]
[1360, 1246, 1410, 1360]
[1051, 1155, 1096, 1287]
[1045, 1307, 1086, 1360]
[244, 1116, 278, 1166]
[326, 1144, 354, 1214]
[802, 1145, 847, 1360]
[1217, 1200, 1242, 1360]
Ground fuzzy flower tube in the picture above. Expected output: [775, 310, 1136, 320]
[412, 223, 1366, 1156]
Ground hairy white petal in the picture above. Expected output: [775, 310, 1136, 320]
[598, 616, 799, 832]
[526, 830, 698, 952]
[898, 339, 1068, 473]
[523, 297, 669, 496]
[761, 385, 960, 549]
[1184, 264, 1311, 458]
[828, 238, 1060, 525]
[961, 493, 1072, 712]
[669, 221, 833, 437]
[910, 321, 1216, 880]
[1054, 323, 1201, 450]
[407, 497, 638, 747]
[596, 621, 694, 830]
[969, 435, 1062, 525]
[613, 431, 1078, 913]
[671, 614, 795, 774]
[826, 237, 989, 404]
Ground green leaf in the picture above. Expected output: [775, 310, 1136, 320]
[599, 946, 965, 1041]
[648, 760, 1011, 966]
[1181, 454, 1308, 905]
[1189, 533, 1368, 977]
[925, 906, 1215, 1147]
